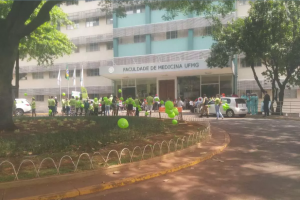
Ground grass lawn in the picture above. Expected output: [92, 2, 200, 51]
[0, 116, 207, 182]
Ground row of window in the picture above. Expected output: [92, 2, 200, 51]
[240, 58, 262, 68]
[119, 27, 212, 45]
[31, 69, 100, 80]
[66, 0, 96, 6]
[66, 16, 113, 30]
[73, 42, 113, 53]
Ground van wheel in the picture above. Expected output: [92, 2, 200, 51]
[239, 114, 246, 118]
[226, 110, 235, 118]
[15, 109, 24, 116]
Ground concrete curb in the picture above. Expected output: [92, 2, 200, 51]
[14, 131, 230, 200]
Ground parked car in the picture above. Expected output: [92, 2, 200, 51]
[15, 98, 31, 116]
[201, 97, 248, 118]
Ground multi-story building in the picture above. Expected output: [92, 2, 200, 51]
[13, 0, 299, 112]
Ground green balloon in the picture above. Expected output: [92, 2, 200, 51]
[94, 98, 98, 102]
[138, 105, 141, 109]
[165, 109, 172, 114]
[49, 110, 52, 113]
[223, 103, 230, 111]
[173, 108, 179, 116]
[165, 101, 174, 110]
[133, 103, 136, 107]
[118, 118, 129, 129]
[138, 108, 142, 111]
[104, 97, 108, 101]
[125, 100, 129, 104]
[160, 100, 164, 105]
[172, 119, 178, 125]
[118, 89, 122, 93]
[120, 97, 124, 101]
[81, 104, 84, 108]
[24, 93, 27, 96]
[168, 112, 175, 118]
[145, 111, 149, 116]
[62, 93, 66, 96]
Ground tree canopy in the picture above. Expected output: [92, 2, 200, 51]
[206, 0, 300, 112]
[1, 0, 74, 66]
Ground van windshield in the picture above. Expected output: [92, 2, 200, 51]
[235, 99, 246, 104]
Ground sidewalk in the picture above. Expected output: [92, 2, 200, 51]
[0, 126, 228, 200]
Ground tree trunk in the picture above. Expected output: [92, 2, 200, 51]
[276, 87, 285, 115]
[15, 50, 19, 98]
[270, 78, 279, 114]
[0, 35, 19, 131]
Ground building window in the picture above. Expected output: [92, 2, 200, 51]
[106, 14, 113, 25]
[87, 69, 100, 76]
[126, 5, 145, 14]
[32, 72, 44, 79]
[35, 95, 44, 102]
[166, 31, 178, 40]
[134, 35, 146, 43]
[285, 89, 297, 99]
[69, 69, 81, 77]
[19, 73, 27, 80]
[86, 18, 99, 27]
[239, 0, 247, 5]
[74, 45, 80, 53]
[67, 20, 79, 30]
[106, 42, 113, 50]
[85, 0, 96, 2]
[86, 43, 100, 52]
[66, 0, 78, 6]
[206, 26, 212, 35]
[241, 58, 262, 68]
[49, 71, 59, 79]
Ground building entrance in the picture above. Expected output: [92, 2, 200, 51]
[122, 87, 136, 99]
[159, 80, 175, 101]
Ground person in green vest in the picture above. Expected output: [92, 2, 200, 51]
[246, 93, 251, 114]
[105, 97, 112, 116]
[135, 97, 141, 117]
[100, 97, 105, 116]
[146, 93, 154, 117]
[69, 96, 76, 116]
[93, 98, 99, 116]
[75, 97, 81, 116]
[65, 98, 70, 116]
[48, 96, 51, 111]
[214, 94, 224, 120]
[84, 99, 89, 116]
[31, 97, 36, 117]
[88, 101, 94, 116]
[61, 98, 65, 115]
[79, 97, 83, 116]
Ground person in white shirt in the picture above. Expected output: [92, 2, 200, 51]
[177, 97, 184, 107]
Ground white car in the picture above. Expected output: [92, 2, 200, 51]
[202, 97, 248, 118]
[15, 98, 31, 116]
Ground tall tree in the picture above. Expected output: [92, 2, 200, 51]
[206, 0, 300, 114]
[0, 0, 75, 130]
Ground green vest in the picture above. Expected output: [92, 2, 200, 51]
[215, 98, 220, 105]
[70, 99, 76, 106]
[31, 101, 36, 109]
[89, 104, 94, 111]
[66, 100, 70, 107]
[146, 96, 153, 104]
[93, 101, 99, 108]
[135, 99, 140, 106]
[76, 100, 81, 108]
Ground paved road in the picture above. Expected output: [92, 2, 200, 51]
[72, 118, 300, 200]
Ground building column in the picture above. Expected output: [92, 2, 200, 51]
[145, 5, 151, 54]
[113, 38, 119, 57]
[188, 29, 194, 51]
[113, 13, 118, 28]
[146, 35, 151, 54]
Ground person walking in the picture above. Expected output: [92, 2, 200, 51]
[105, 97, 111, 116]
[254, 93, 258, 115]
[84, 99, 89, 116]
[112, 96, 118, 116]
[263, 91, 270, 117]
[135, 97, 141, 117]
[70, 96, 76, 116]
[215, 95, 224, 120]
[146, 93, 154, 117]
[93, 98, 99, 116]
[200, 94, 209, 118]
[49, 96, 55, 117]
[31, 97, 36, 117]
[66, 98, 70, 116]
[100, 97, 106, 116]
[75, 97, 81, 116]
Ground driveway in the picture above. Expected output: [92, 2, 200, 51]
[73, 118, 300, 200]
